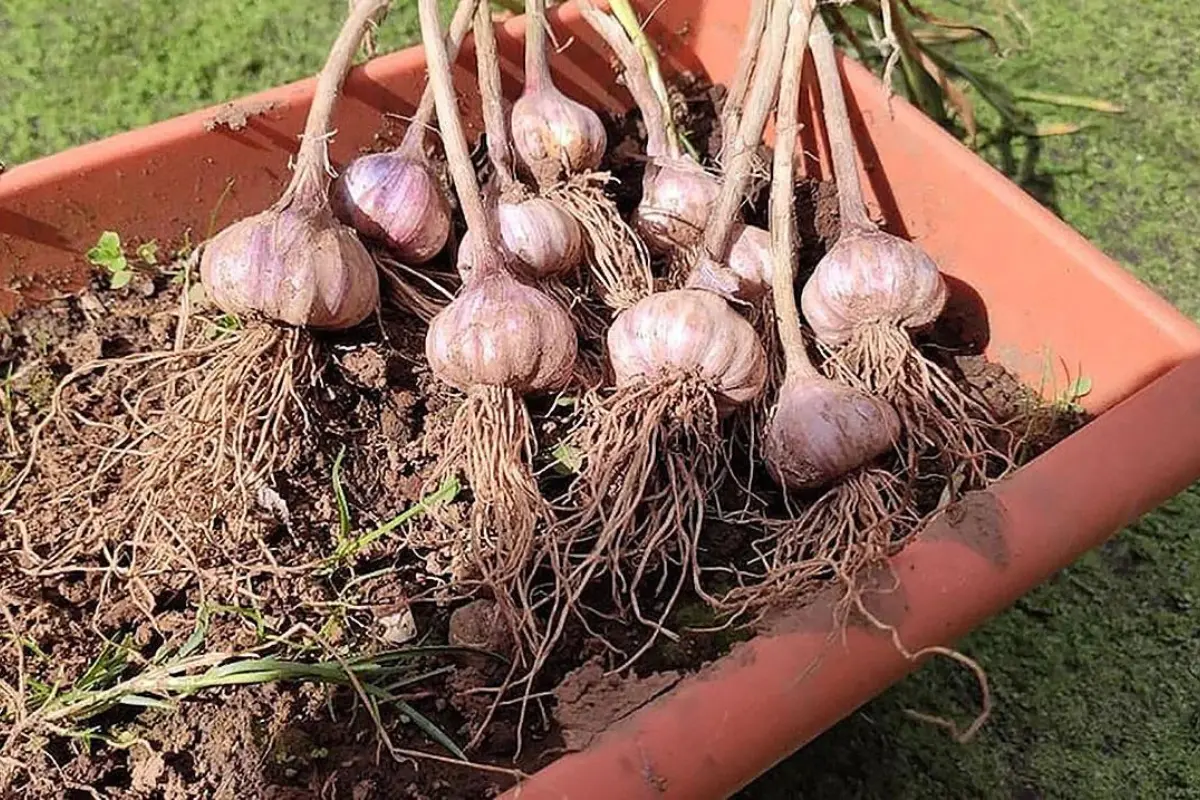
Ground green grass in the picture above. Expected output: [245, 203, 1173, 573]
[2, 1, 1199, 797]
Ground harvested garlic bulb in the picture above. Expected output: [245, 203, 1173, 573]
[685, 223, 773, 302]
[635, 156, 722, 254]
[457, 197, 584, 283]
[331, 152, 452, 264]
[800, 229, 948, 346]
[607, 288, 766, 411]
[426, 268, 578, 393]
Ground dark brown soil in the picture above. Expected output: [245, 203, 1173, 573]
[0, 77, 1084, 800]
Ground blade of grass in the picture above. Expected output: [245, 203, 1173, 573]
[898, 0, 1000, 53]
[324, 476, 461, 568]
[914, 46, 976, 140]
[1009, 88, 1125, 113]
[332, 444, 352, 541]
[396, 699, 467, 760]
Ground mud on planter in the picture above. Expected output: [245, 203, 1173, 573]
[2, 2, 1200, 798]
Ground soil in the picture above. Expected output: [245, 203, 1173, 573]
[0, 77, 1085, 799]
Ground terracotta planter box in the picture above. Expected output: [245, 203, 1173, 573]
[3, 2, 1200, 798]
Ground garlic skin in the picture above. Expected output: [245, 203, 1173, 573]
[685, 223, 773, 302]
[426, 267, 578, 394]
[607, 288, 766, 410]
[331, 152, 452, 264]
[457, 197, 584, 283]
[801, 229, 948, 346]
[634, 157, 722, 254]
[511, 87, 607, 187]
[499, 196, 584, 277]
[763, 376, 900, 490]
[201, 203, 379, 330]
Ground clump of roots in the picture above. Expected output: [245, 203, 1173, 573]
[821, 322, 1019, 499]
[422, 385, 554, 660]
[556, 376, 726, 670]
[543, 172, 653, 310]
[717, 467, 919, 625]
[2, 318, 317, 618]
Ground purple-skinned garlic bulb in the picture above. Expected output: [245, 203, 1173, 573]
[761, 0, 898, 490]
[329, 0, 478, 263]
[200, 0, 386, 330]
[607, 288, 766, 414]
[510, 0, 607, 188]
[799, 12, 947, 347]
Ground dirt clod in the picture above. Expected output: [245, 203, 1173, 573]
[553, 658, 681, 751]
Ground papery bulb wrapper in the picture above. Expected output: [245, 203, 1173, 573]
[200, 200, 379, 330]
[511, 87, 607, 187]
[634, 157, 722, 254]
[763, 376, 900, 490]
[607, 288, 766, 411]
[331, 151, 452, 264]
[684, 224, 773, 302]
[801, 228, 948, 346]
[457, 196, 583, 282]
[426, 265, 578, 394]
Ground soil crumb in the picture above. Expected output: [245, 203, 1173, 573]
[553, 658, 681, 751]
[205, 99, 279, 131]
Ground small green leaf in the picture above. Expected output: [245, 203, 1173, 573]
[109, 270, 133, 290]
[551, 441, 583, 475]
[1068, 375, 1093, 398]
[119, 694, 175, 710]
[136, 240, 159, 265]
[331, 446, 352, 540]
[86, 231, 122, 264]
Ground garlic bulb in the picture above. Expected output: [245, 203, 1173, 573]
[634, 156, 722, 254]
[760, 3, 899, 492]
[607, 288, 766, 411]
[201, 194, 379, 331]
[331, 152, 451, 264]
[426, 267, 578, 394]
[512, 0, 607, 188]
[456, 197, 584, 283]
[685, 223, 773, 302]
[511, 87, 607, 188]
[199, 0, 385, 331]
[800, 229, 948, 346]
[763, 376, 899, 490]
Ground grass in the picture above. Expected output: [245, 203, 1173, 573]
[1, 0, 1198, 797]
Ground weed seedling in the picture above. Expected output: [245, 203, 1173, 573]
[86, 231, 133, 289]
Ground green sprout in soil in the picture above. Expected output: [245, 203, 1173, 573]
[85, 231, 133, 289]
[323, 453, 461, 570]
[1, 607, 507, 766]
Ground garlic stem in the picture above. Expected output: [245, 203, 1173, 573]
[418, 0, 502, 277]
[771, 0, 818, 380]
[398, 0, 478, 157]
[288, 0, 391, 201]
[719, 0, 769, 166]
[607, 0, 681, 158]
[576, 0, 669, 159]
[702, 0, 792, 261]
[810, 11, 878, 233]
[473, 0, 518, 189]
[524, 0, 554, 92]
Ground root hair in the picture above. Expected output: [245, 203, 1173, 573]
[543, 172, 653, 310]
